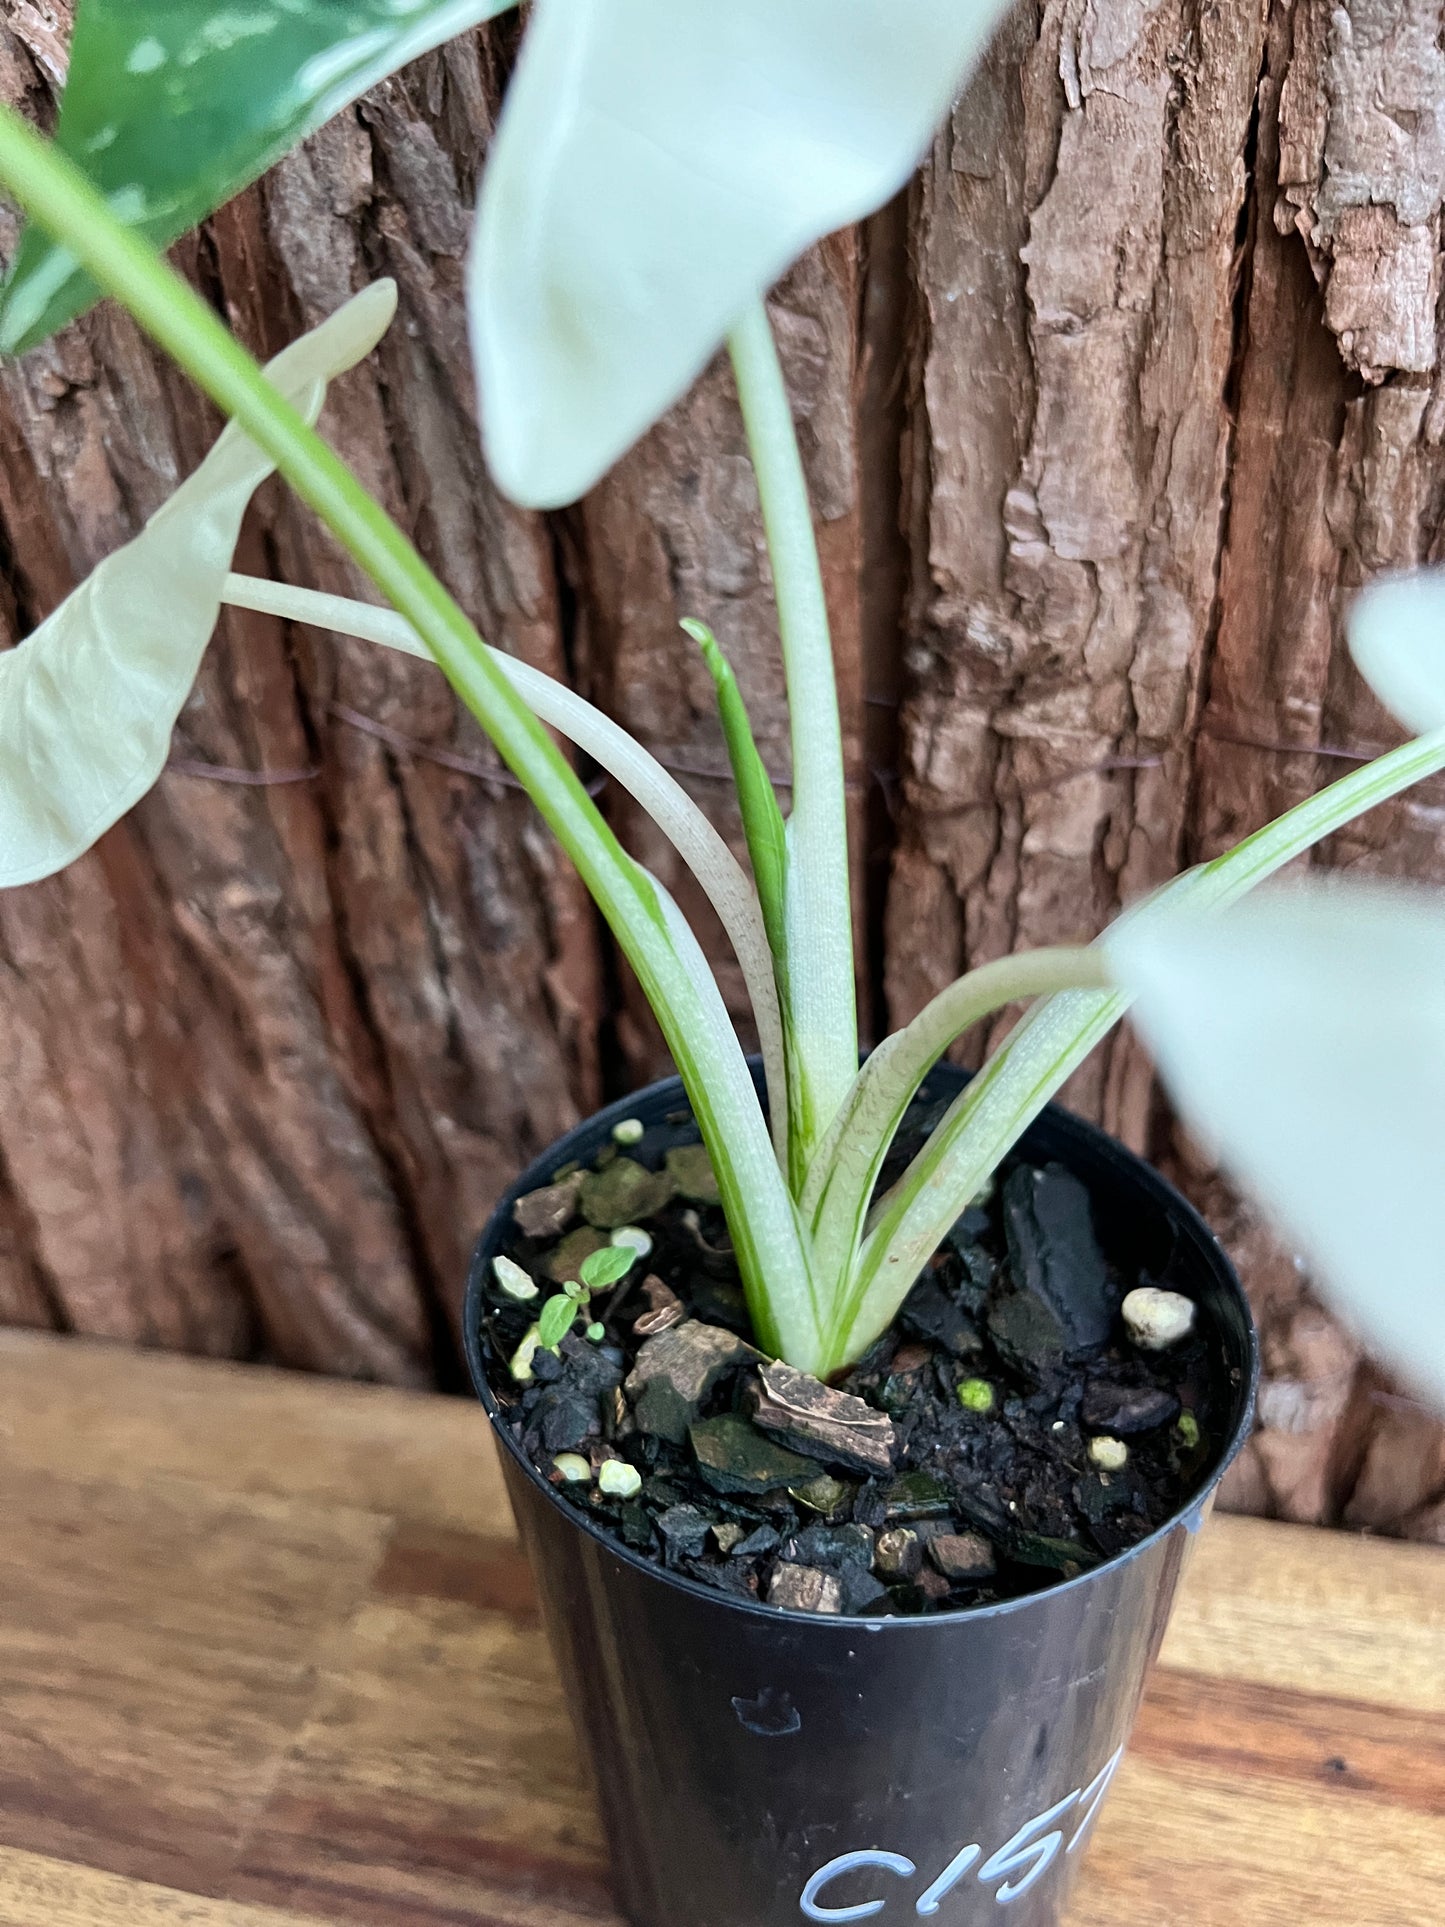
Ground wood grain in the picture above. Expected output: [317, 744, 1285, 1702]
[0, 1326, 510, 1535]
[0, 1332, 1440, 1926]
[1158, 1513, 1445, 1717]
[1069, 1756, 1445, 1927]
[0, 1849, 331, 1927]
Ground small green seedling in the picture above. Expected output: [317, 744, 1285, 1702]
[958, 1378, 996, 1415]
[537, 1243, 636, 1353]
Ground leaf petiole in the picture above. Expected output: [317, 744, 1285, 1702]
[850, 724, 1445, 1361]
[0, 102, 825, 1369]
[729, 303, 857, 1172]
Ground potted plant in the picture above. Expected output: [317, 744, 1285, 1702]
[1, 5, 1443, 1922]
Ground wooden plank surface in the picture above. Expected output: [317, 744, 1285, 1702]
[0, 1332, 1441, 1926]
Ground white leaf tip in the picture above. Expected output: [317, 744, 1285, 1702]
[1347, 567, 1445, 735]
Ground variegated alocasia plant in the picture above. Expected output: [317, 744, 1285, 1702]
[0, 1, 1441, 1402]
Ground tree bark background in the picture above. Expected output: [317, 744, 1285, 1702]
[2, 0, 1443, 1533]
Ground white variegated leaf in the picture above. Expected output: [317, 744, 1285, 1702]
[470, 0, 1010, 506]
[1107, 881, 1445, 1410]
[0, 281, 397, 886]
[1348, 568, 1445, 734]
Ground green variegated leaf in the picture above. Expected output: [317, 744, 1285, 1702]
[0, 0, 512, 352]
[1108, 881, 1445, 1410]
[0, 281, 397, 885]
[470, 0, 1012, 506]
[1348, 568, 1445, 735]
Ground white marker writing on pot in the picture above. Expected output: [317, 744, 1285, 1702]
[799, 1744, 1123, 1919]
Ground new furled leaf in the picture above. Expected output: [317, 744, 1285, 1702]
[469, 0, 1012, 507]
[0, 0, 514, 351]
[682, 619, 788, 964]
[1108, 881, 1445, 1410]
[0, 281, 397, 886]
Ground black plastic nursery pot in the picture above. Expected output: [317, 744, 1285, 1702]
[463, 1066, 1258, 1927]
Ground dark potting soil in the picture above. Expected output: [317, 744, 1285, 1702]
[475, 1098, 1234, 1619]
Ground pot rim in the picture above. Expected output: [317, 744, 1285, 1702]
[464, 1066, 1260, 1635]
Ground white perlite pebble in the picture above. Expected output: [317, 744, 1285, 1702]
[612, 1117, 645, 1144]
[1088, 1435, 1129, 1472]
[598, 1459, 643, 1500]
[611, 1224, 653, 1259]
[492, 1255, 538, 1301]
[552, 1453, 593, 1483]
[1122, 1286, 1196, 1351]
